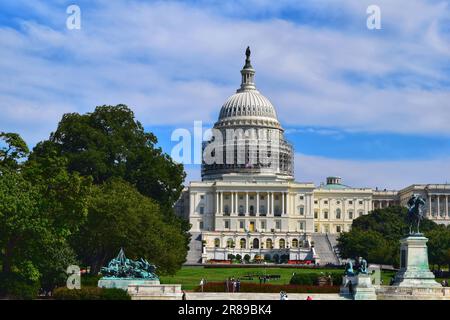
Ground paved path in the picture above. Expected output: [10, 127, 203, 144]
[185, 292, 350, 300]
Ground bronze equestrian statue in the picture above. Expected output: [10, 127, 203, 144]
[407, 195, 426, 235]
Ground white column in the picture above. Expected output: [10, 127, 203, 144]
[245, 192, 249, 215]
[190, 192, 195, 216]
[267, 192, 270, 215]
[446, 195, 449, 218]
[271, 192, 274, 215]
[256, 192, 260, 215]
[286, 192, 289, 215]
[282, 192, 285, 215]
[429, 195, 432, 217]
[231, 192, 234, 214]
[437, 195, 441, 218]
[215, 192, 219, 214]
[220, 192, 223, 214]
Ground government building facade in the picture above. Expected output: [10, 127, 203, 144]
[176, 48, 450, 265]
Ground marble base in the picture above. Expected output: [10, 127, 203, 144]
[340, 274, 377, 300]
[393, 235, 441, 288]
[98, 278, 160, 290]
[353, 274, 377, 300]
[127, 284, 182, 300]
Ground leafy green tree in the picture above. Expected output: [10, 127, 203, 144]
[71, 179, 188, 275]
[30, 105, 185, 209]
[0, 132, 91, 295]
[427, 226, 450, 270]
[337, 206, 444, 267]
[30, 105, 190, 274]
[0, 132, 29, 170]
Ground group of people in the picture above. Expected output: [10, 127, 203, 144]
[225, 277, 241, 292]
[280, 291, 313, 300]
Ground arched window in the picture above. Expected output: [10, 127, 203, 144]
[291, 239, 299, 248]
[266, 239, 273, 249]
[239, 205, 244, 215]
[249, 205, 255, 216]
[279, 239, 286, 249]
[240, 238, 246, 249]
[252, 238, 259, 249]
[224, 205, 230, 215]
[227, 238, 234, 248]
[214, 238, 220, 248]
[336, 208, 341, 219]
[324, 211, 328, 219]
[348, 211, 353, 219]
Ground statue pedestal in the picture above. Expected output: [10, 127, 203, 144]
[98, 278, 160, 290]
[353, 274, 377, 300]
[127, 284, 182, 300]
[340, 274, 377, 300]
[393, 235, 441, 288]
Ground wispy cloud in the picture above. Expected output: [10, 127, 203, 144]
[1, 0, 449, 187]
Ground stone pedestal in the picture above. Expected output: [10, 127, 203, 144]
[98, 278, 160, 290]
[127, 284, 182, 300]
[340, 274, 377, 300]
[393, 235, 441, 288]
[353, 274, 377, 300]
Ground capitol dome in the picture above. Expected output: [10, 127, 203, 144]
[214, 47, 281, 130]
[202, 47, 293, 181]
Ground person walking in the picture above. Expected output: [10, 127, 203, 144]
[182, 290, 186, 300]
[236, 279, 241, 292]
[306, 295, 313, 300]
[200, 278, 205, 292]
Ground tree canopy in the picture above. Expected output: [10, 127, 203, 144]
[71, 178, 188, 275]
[337, 206, 450, 268]
[30, 105, 185, 208]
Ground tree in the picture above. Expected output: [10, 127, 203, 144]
[71, 179, 188, 275]
[0, 132, 91, 295]
[30, 105, 185, 209]
[0, 132, 29, 170]
[29, 105, 190, 274]
[427, 226, 450, 270]
[337, 206, 443, 267]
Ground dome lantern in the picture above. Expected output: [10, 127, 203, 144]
[237, 46, 256, 92]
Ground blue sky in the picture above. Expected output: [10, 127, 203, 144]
[1, 0, 450, 189]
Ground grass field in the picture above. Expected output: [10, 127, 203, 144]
[160, 266, 400, 291]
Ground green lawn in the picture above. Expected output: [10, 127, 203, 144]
[161, 266, 342, 290]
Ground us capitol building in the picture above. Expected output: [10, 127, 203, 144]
[176, 48, 450, 265]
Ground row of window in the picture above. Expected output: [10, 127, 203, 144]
[314, 200, 365, 205]
[222, 220, 306, 231]
[313, 209, 364, 220]
[314, 224, 349, 233]
[214, 238, 303, 249]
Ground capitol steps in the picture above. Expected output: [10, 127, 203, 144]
[186, 232, 203, 264]
[311, 234, 341, 266]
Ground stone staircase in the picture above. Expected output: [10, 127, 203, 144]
[311, 233, 340, 266]
[186, 232, 203, 264]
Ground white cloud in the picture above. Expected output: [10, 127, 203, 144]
[1, 0, 450, 148]
[295, 153, 450, 190]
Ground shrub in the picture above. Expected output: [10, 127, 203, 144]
[53, 287, 131, 300]
[290, 272, 343, 286]
[280, 254, 289, 264]
[264, 254, 271, 262]
[235, 254, 242, 262]
[0, 273, 40, 300]
[273, 254, 280, 264]
[227, 254, 235, 260]
[81, 274, 102, 287]
[243, 254, 251, 263]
